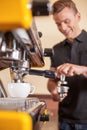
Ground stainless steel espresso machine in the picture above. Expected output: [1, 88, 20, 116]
[0, 0, 50, 130]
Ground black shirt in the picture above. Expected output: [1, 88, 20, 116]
[51, 30, 87, 123]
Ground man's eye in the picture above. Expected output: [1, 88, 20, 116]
[65, 19, 70, 24]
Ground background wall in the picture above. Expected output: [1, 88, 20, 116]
[24, 0, 87, 94]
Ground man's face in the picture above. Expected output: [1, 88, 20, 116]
[53, 7, 81, 40]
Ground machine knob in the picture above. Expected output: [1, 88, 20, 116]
[40, 114, 49, 122]
[40, 109, 49, 123]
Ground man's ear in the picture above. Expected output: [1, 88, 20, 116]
[77, 12, 81, 21]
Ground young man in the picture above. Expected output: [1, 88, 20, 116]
[47, 0, 87, 130]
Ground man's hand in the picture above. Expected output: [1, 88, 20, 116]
[56, 63, 87, 78]
[51, 88, 67, 102]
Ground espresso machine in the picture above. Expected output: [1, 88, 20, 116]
[0, 0, 51, 130]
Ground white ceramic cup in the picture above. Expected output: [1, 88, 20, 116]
[7, 82, 35, 98]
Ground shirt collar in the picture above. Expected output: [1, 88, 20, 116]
[75, 30, 86, 42]
[64, 30, 86, 46]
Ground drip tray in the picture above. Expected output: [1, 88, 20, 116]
[0, 97, 43, 112]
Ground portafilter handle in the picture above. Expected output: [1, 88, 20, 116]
[28, 69, 57, 78]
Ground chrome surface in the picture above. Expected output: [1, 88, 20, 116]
[57, 75, 69, 99]
[0, 19, 45, 83]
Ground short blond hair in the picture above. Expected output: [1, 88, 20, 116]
[52, 0, 78, 15]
